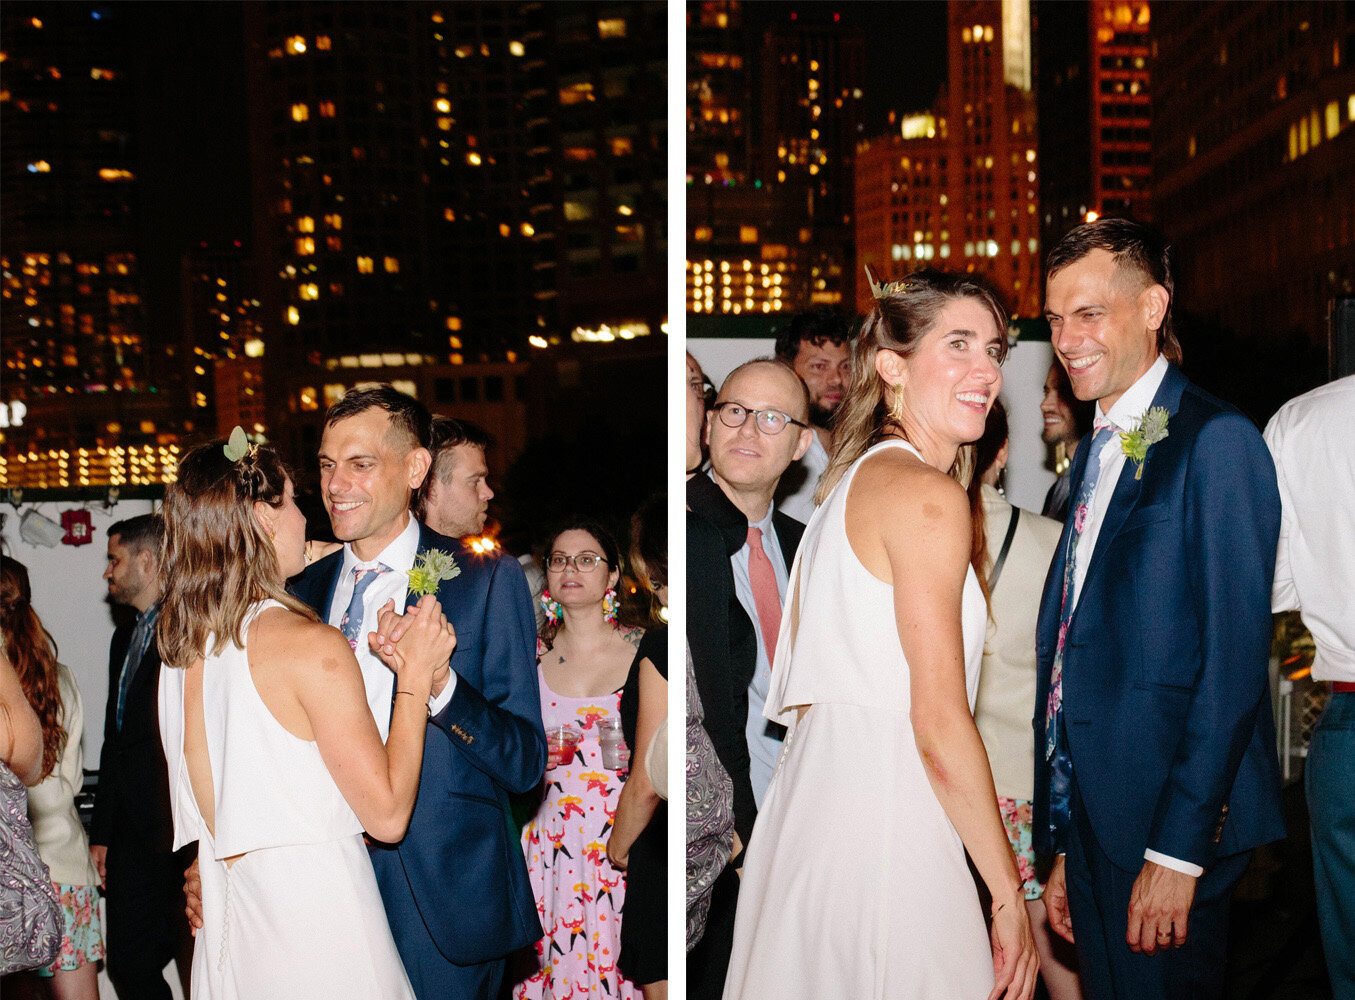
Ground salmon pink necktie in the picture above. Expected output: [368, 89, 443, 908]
[747, 526, 782, 664]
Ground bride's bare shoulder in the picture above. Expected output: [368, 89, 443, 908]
[852, 445, 966, 517]
[251, 606, 351, 672]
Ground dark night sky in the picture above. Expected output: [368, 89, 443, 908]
[129, 2, 250, 348]
[740, 1, 949, 136]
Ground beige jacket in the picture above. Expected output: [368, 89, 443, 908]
[973, 485, 1063, 802]
[27, 664, 99, 887]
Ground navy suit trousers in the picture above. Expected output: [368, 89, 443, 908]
[1066, 780, 1249, 1000]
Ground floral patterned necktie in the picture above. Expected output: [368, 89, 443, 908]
[1045, 420, 1116, 758]
[339, 565, 390, 651]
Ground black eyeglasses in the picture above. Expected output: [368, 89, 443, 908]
[711, 401, 809, 436]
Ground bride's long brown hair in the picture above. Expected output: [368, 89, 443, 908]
[158, 440, 318, 670]
[816, 269, 1009, 596]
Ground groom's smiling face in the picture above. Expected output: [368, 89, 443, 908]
[318, 407, 431, 562]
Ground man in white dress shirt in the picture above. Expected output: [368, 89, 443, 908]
[772, 309, 852, 523]
[705, 359, 812, 805]
[1264, 373, 1355, 999]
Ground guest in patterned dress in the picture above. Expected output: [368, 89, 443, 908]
[0, 556, 103, 1000]
[513, 521, 644, 1000]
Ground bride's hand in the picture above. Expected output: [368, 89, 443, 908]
[369, 597, 455, 693]
[988, 895, 1039, 1000]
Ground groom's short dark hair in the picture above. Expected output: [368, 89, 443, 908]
[323, 384, 431, 454]
[1045, 217, 1181, 364]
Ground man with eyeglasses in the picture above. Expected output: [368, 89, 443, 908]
[686, 357, 811, 999]
[699, 359, 813, 805]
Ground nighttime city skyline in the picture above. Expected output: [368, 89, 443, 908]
[687, 0, 1352, 421]
[2, 1, 668, 540]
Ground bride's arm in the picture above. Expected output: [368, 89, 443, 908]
[287, 598, 452, 842]
[867, 469, 1038, 1000]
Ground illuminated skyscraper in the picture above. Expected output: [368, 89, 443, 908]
[1036, 0, 1151, 250]
[0, 3, 184, 486]
[1152, 0, 1354, 349]
[854, 0, 1041, 316]
[686, 4, 863, 315]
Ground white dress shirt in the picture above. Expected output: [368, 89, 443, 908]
[775, 431, 830, 525]
[730, 503, 791, 806]
[1067, 355, 1200, 877]
[1264, 374, 1355, 683]
[329, 515, 456, 740]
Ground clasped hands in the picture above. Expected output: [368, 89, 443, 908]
[1044, 855, 1198, 956]
[368, 596, 456, 699]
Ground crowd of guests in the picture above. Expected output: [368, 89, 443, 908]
[686, 217, 1353, 1000]
[0, 385, 667, 1000]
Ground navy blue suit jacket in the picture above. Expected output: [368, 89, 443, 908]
[1032, 364, 1284, 872]
[292, 522, 546, 966]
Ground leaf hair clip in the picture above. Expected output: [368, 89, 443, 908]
[222, 425, 257, 463]
[864, 263, 915, 301]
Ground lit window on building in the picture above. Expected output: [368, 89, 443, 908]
[300, 283, 319, 301]
[319, 101, 336, 118]
[563, 201, 593, 222]
[564, 147, 595, 162]
[315, 35, 331, 51]
[90, 67, 116, 80]
[521, 223, 535, 237]
[326, 236, 342, 251]
[291, 103, 309, 122]
[299, 387, 319, 411]
[739, 226, 758, 244]
[286, 36, 306, 55]
[609, 137, 633, 156]
[383, 256, 399, 273]
[598, 18, 626, 38]
[297, 216, 315, 233]
[559, 82, 594, 105]
[98, 168, 134, 181]
[444, 208, 456, 222]
[244, 338, 264, 358]
[287, 306, 300, 325]
[356, 256, 374, 274]
[467, 151, 482, 165]
[509, 40, 525, 56]
[296, 237, 315, 255]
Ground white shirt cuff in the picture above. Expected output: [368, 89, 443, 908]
[428, 670, 457, 715]
[1144, 849, 1204, 878]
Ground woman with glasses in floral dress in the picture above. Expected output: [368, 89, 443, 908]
[513, 520, 645, 1000]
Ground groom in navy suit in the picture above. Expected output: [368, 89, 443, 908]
[292, 385, 545, 1000]
[1034, 219, 1283, 999]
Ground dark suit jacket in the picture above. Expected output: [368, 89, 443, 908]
[291, 522, 546, 967]
[1033, 364, 1285, 871]
[686, 474, 805, 850]
[90, 616, 174, 854]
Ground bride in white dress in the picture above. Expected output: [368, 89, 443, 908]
[724, 270, 1038, 1000]
[156, 438, 454, 999]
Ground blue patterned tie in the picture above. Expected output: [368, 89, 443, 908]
[1045, 420, 1114, 846]
[339, 565, 390, 651]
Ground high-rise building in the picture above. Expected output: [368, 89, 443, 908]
[1152, 1, 1354, 349]
[525, 2, 668, 343]
[0, 3, 190, 487]
[686, 4, 863, 316]
[1036, 0, 1151, 250]
[687, 1, 753, 185]
[854, 0, 1041, 317]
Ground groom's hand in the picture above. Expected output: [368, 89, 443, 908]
[1044, 854, 1074, 943]
[369, 598, 453, 695]
[1127, 859, 1197, 954]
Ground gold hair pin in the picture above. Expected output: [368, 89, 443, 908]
[864, 263, 914, 300]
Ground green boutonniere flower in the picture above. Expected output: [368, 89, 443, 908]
[1119, 406, 1170, 480]
[407, 548, 460, 597]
